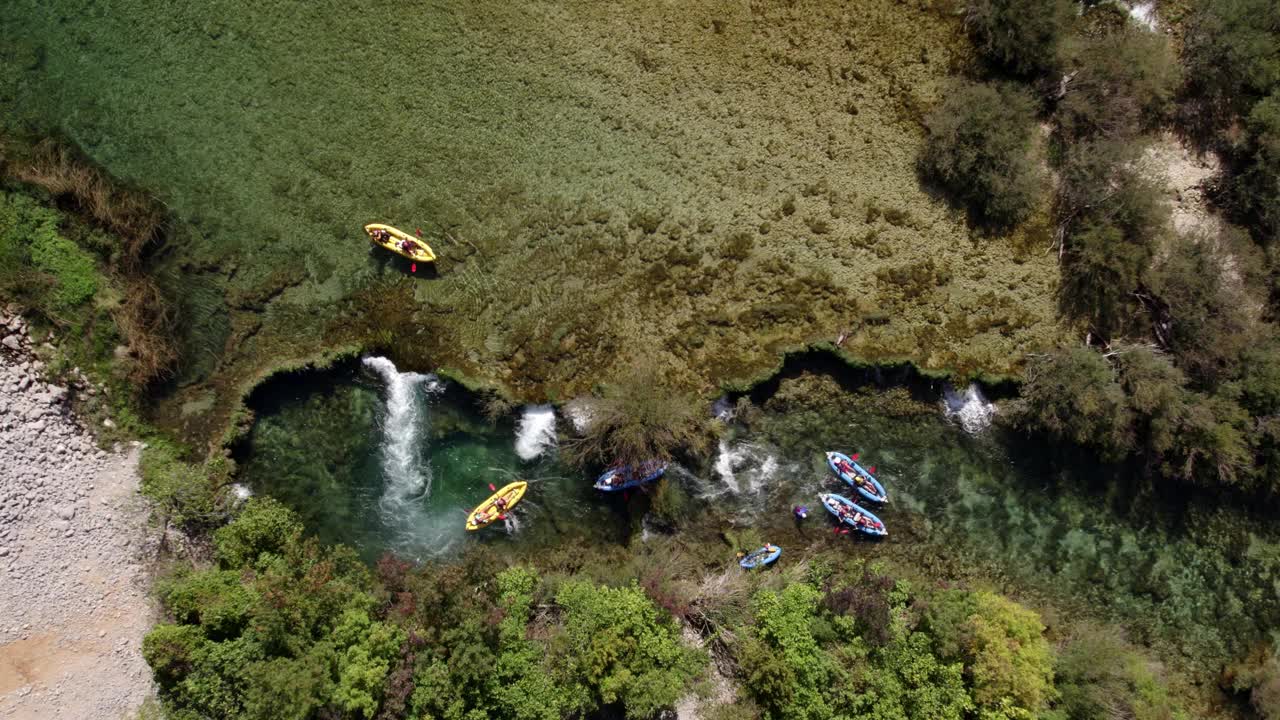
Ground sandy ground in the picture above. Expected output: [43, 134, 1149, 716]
[0, 311, 156, 719]
[1143, 131, 1223, 239]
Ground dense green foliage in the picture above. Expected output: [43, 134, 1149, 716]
[919, 81, 1045, 229]
[0, 190, 98, 315]
[145, 500, 703, 720]
[1182, 0, 1280, 241]
[925, 590, 1056, 720]
[964, 0, 1072, 77]
[139, 440, 232, 531]
[144, 499, 1196, 719]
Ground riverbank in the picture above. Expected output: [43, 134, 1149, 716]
[0, 310, 157, 719]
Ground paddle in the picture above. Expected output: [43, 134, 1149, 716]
[852, 452, 860, 460]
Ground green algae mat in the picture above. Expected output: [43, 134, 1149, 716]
[0, 0, 1065, 439]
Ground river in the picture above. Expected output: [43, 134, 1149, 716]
[236, 355, 1280, 676]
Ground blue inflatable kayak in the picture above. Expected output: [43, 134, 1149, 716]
[826, 451, 888, 504]
[819, 493, 888, 537]
[594, 461, 668, 492]
[739, 545, 782, 569]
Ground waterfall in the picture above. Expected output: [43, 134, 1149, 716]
[363, 356, 441, 523]
[515, 404, 558, 461]
[942, 382, 996, 434]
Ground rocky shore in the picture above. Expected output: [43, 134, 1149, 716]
[0, 311, 156, 719]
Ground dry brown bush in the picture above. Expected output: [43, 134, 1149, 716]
[2, 136, 177, 385]
[12, 140, 164, 272]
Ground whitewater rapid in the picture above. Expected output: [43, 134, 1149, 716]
[942, 382, 996, 434]
[515, 404, 557, 460]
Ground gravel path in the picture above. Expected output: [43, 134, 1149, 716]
[0, 311, 156, 719]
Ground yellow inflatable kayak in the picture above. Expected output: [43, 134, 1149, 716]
[364, 223, 437, 262]
[466, 481, 527, 531]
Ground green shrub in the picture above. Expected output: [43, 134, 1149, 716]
[919, 81, 1045, 230]
[158, 569, 256, 641]
[213, 497, 304, 568]
[965, 0, 1073, 77]
[139, 440, 226, 530]
[565, 362, 711, 468]
[0, 190, 101, 316]
[926, 590, 1056, 720]
[143, 624, 209, 691]
[1052, 626, 1188, 720]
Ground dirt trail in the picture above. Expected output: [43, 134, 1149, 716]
[0, 311, 156, 719]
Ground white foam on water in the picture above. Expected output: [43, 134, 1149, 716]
[942, 382, 996, 434]
[564, 399, 595, 434]
[711, 395, 735, 421]
[515, 404, 558, 461]
[1128, 1, 1157, 30]
[713, 440, 745, 493]
[709, 440, 781, 498]
[362, 356, 444, 551]
[230, 484, 253, 501]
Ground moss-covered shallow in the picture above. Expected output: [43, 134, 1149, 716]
[0, 0, 1067, 448]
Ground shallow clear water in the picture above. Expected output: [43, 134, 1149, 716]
[238, 362, 1280, 672]
[237, 357, 622, 562]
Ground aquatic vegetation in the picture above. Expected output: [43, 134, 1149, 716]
[0, 0, 1066, 442]
[564, 362, 713, 468]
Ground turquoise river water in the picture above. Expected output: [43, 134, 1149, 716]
[237, 355, 1280, 675]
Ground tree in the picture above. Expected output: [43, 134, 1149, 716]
[925, 590, 1056, 720]
[1237, 92, 1280, 242]
[1182, 0, 1280, 119]
[919, 81, 1045, 230]
[554, 580, 704, 719]
[1058, 27, 1180, 142]
[1012, 348, 1134, 458]
[1059, 222, 1149, 337]
[965, 0, 1074, 77]
[1145, 232, 1257, 385]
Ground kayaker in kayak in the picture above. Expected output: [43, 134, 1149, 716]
[495, 496, 509, 512]
[399, 238, 416, 254]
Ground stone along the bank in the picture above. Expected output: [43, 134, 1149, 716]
[0, 311, 156, 719]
